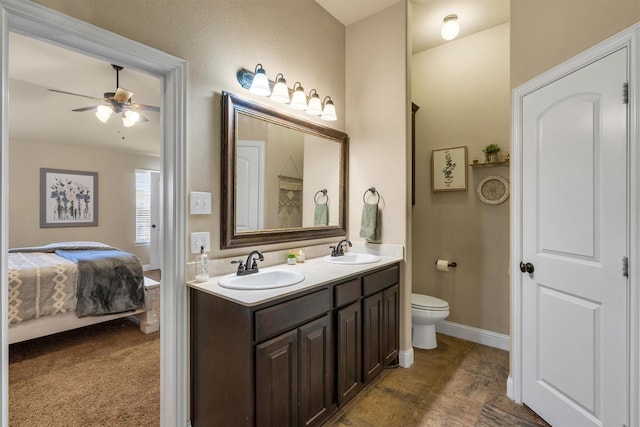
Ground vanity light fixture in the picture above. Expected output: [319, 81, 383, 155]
[306, 89, 322, 115]
[248, 64, 271, 96]
[290, 82, 308, 110]
[321, 96, 337, 121]
[236, 64, 338, 120]
[441, 14, 460, 41]
[270, 73, 290, 103]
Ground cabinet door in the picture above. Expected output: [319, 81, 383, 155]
[382, 284, 399, 366]
[299, 313, 334, 427]
[256, 329, 299, 427]
[337, 301, 362, 405]
[363, 292, 383, 383]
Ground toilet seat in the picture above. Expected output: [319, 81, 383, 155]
[411, 294, 449, 311]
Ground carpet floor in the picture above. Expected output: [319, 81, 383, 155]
[9, 316, 159, 426]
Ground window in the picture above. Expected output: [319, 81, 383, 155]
[135, 170, 152, 244]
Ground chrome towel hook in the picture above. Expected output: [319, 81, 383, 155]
[363, 187, 380, 204]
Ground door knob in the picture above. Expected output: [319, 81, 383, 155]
[519, 262, 534, 274]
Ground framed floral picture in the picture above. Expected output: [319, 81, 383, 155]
[40, 168, 98, 227]
[432, 146, 468, 192]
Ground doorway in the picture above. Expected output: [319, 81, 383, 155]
[0, 2, 188, 426]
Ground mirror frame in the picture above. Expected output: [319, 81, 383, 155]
[221, 91, 348, 249]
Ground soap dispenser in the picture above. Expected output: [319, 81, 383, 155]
[195, 245, 209, 282]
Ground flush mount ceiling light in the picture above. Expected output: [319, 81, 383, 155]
[441, 14, 460, 41]
[236, 64, 338, 121]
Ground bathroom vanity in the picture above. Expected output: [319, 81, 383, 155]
[188, 256, 401, 427]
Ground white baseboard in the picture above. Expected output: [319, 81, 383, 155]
[398, 347, 414, 368]
[506, 375, 514, 400]
[436, 320, 510, 351]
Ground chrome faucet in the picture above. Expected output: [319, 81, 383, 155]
[231, 250, 264, 275]
[330, 239, 352, 257]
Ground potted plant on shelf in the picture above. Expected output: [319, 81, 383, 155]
[483, 143, 501, 163]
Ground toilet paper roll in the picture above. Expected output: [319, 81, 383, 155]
[436, 259, 451, 272]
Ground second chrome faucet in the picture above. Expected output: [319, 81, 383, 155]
[330, 239, 352, 257]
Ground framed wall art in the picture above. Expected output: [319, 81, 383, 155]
[40, 168, 98, 228]
[431, 146, 468, 192]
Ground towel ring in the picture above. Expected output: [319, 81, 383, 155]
[314, 189, 328, 204]
[363, 187, 380, 204]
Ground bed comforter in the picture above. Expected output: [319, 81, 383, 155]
[8, 242, 145, 324]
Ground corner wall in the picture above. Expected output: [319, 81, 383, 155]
[412, 23, 511, 335]
[346, 2, 410, 352]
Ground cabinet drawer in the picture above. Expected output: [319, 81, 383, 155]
[255, 289, 331, 342]
[363, 265, 399, 297]
[334, 279, 361, 308]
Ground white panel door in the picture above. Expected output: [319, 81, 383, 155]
[237, 140, 264, 231]
[521, 48, 628, 426]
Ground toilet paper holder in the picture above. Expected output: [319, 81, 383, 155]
[435, 260, 457, 268]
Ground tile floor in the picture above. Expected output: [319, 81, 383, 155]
[325, 334, 550, 426]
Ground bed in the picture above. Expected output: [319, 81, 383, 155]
[7, 241, 158, 344]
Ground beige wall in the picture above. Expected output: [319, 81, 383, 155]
[34, 0, 346, 261]
[346, 2, 410, 349]
[9, 138, 160, 263]
[511, 0, 640, 88]
[412, 23, 510, 335]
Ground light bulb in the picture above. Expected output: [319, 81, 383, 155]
[122, 110, 140, 127]
[321, 97, 337, 121]
[249, 64, 271, 96]
[290, 82, 307, 110]
[306, 90, 322, 115]
[441, 14, 459, 41]
[270, 73, 290, 103]
[95, 105, 113, 123]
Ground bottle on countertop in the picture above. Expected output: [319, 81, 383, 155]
[195, 245, 210, 282]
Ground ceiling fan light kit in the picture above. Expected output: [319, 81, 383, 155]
[48, 63, 160, 127]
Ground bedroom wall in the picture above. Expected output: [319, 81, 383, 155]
[9, 138, 160, 263]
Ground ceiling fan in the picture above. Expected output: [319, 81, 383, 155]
[48, 64, 160, 127]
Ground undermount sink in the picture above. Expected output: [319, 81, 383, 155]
[218, 269, 305, 290]
[323, 253, 381, 265]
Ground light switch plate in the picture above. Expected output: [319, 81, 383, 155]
[190, 191, 211, 215]
[190, 232, 210, 254]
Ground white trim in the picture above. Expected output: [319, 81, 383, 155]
[511, 23, 639, 426]
[0, 2, 188, 427]
[398, 347, 414, 368]
[435, 320, 510, 351]
[506, 376, 514, 400]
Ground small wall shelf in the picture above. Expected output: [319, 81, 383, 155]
[470, 160, 510, 168]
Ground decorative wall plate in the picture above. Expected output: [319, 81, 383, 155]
[477, 175, 509, 205]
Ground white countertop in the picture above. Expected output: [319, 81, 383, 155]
[187, 254, 403, 307]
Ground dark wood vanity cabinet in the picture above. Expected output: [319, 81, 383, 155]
[256, 312, 333, 427]
[190, 263, 400, 427]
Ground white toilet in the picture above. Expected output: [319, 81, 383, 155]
[411, 293, 450, 349]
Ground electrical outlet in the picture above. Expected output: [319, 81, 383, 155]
[190, 191, 211, 215]
[190, 232, 210, 254]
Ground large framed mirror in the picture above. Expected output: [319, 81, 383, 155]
[221, 91, 348, 249]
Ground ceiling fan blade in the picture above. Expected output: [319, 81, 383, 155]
[138, 114, 150, 123]
[114, 87, 133, 103]
[72, 105, 100, 112]
[130, 103, 160, 112]
[48, 89, 103, 101]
